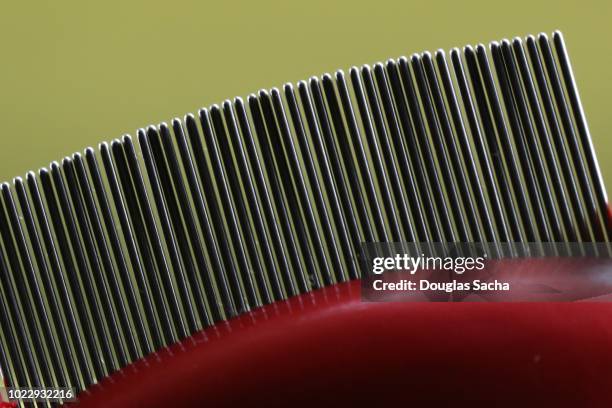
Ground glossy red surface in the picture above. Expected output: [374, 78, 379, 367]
[74, 276, 612, 408]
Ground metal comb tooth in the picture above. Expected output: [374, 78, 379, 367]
[184, 112, 252, 312]
[284, 83, 349, 283]
[435, 50, 496, 242]
[398, 57, 458, 242]
[135, 130, 196, 335]
[72, 154, 140, 363]
[0, 32, 610, 405]
[539, 34, 609, 242]
[234, 97, 295, 298]
[14, 176, 80, 388]
[268, 88, 331, 286]
[99, 142, 157, 355]
[172, 117, 237, 314]
[553, 32, 612, 237]
[256, 91, 319, 292]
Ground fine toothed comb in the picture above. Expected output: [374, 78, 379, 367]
[0, 31, 611, 407]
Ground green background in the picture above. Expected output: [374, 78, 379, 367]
[0, 0, 610, 192]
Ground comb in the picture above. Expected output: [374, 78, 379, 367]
[0, 31, 611, 407]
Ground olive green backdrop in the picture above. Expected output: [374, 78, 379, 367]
[0, 0, 610, 192]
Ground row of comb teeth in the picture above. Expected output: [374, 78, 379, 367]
[0, 31, 610, 406]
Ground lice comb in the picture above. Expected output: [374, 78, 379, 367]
[0, 31, 611, 407]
